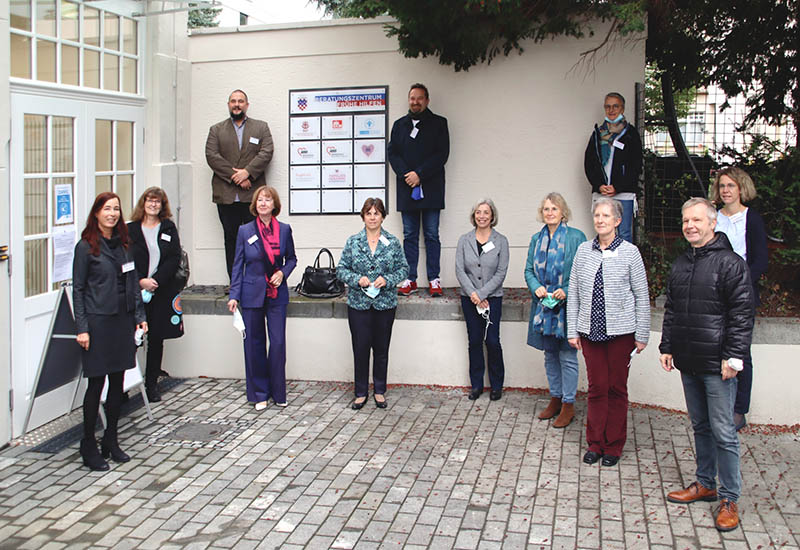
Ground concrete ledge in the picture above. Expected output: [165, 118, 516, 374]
[182, 285, 799, 344]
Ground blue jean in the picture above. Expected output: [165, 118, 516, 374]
[618, 199, 634, 243]
[543, 340, 579, 403]
[681, 372, 741, 502]
[461, 295, 504, 391]
[401, 209, 441, 281]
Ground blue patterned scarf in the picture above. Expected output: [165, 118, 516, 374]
[532, 222, 568, 338]
[598, 117, 628, 168]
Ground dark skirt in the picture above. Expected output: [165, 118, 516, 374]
[82, 292, 137, 378]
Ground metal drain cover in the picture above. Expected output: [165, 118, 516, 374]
[148, 416, 256, 449]
[168, 422, 228, 441]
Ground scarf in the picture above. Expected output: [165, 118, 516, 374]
[256, 216, 281, 299]
[597, 116, 628, 168]
[532, 222, 568, 339]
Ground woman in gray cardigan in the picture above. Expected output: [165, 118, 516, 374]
[455, 198, 510, 401]
[567, 198, 650, 467]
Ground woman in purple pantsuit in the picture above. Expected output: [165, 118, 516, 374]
[227, 186, 297, 410]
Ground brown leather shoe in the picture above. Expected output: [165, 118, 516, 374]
[553, 402, 575, 428]
[667, 481, 718, 504]
[714, 499, 739, 532]
[538, 397, 562, 420]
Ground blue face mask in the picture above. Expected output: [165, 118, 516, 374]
[605, 114, 624, 124]
[362, 285, 380, 299]
[541, 295, 561, 309]
[141, 289, 153, 303]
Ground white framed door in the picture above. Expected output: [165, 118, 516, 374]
[9, 93, 144, 437]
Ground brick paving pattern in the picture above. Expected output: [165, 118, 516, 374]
[0, 379, 797, 549]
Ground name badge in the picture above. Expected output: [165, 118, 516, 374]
[122, 261, 135, 273]
[379, 235, 390, 246]
[613, 140, 625, 150]
[160, 233, 172, 242]
[249, 136, 260, 145]
[409, 127, 419, 139]
[482, 241, 495, 253]
[602, 249, 618, 259]
[247, 235, 259, 245]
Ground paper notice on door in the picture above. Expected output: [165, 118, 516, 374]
[52, 225, 76, 283]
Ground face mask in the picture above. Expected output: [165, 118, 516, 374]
[362, 284, 380, 299]
[232, 308, 246, 339]
[541, 295, 561, 309]
[141, 289, 153, 303]
[605, 114, 624, 124]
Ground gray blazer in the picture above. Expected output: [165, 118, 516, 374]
[455, 229, 509, 300]
[205, 117, 274, 205]
[566, 239, 650, 343]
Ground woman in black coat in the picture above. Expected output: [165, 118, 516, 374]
[128, 187, 184, 403]
[73, 192, 147, 471]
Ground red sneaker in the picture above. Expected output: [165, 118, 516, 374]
[429, 278, 443, 297]
[397, 279, 417, 296]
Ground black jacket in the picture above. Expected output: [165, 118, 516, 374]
[72, 235, 146, 334]
[659, 232, 755, 375]
[128, 218, 184, 339]
[584, 122, 643, 195]
[388, 108, 450, 211]
[744, 207, 769, 307]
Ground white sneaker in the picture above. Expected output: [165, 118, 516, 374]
[274, 401, 288, 408]
[254, 401, 268, 411]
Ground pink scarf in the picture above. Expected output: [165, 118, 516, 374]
[256, 216, 281, 299]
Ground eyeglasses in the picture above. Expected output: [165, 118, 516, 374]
[145, 198, 162, 204]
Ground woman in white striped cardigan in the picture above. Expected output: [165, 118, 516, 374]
[567, 198, 650, 467]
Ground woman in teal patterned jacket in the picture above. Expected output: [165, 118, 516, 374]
[338, 198, 409, 410]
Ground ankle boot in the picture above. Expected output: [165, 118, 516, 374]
[80, 438, 110, 471]
[100, 435, 130, 463]
[553, 402, 575, 428]
[101, 404, 130, 463]
[538, 397, 562, 420]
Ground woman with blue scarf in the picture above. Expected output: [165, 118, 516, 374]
[525, 193, 586, 428]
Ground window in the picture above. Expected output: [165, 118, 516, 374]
[10, 0, 140, 94]
[23, 114, 76, 297]
[95, 119, 135, 215]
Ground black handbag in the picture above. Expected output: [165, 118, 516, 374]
[295, 248, 345, 298]
[174, 248, 190, 291]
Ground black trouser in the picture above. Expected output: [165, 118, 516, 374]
[83, 371, 124, 441]
[145, 335, 164, 390]
[217, 202, 254, 280]
[347, 307, 396, 397]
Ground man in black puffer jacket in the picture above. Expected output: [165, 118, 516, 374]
[659, 198, 754, 533]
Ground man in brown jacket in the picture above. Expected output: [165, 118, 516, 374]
[205, 90, 274, 281]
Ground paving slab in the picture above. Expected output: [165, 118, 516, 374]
[0, 378, 798, 549]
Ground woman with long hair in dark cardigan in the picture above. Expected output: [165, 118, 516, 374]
[73, 192, 147, 471]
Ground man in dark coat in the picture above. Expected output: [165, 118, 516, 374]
[205, 90, 275, 282]
[387, 83, 449, 297]
[584, 92, 643, 243]
[659, 197, 754, 533]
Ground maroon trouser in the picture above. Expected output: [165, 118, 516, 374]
[580, 333, 635, 456]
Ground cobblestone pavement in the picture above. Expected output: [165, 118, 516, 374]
[0, 379, 798, 549]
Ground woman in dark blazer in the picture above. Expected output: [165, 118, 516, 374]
[711, 167, 768, 431]
[227, 186, 297, 410]
[454, 198, 509, 401]
[337, 198, 409, 410]
[128, 187, 184, 403]
[73, 192, 147, 471]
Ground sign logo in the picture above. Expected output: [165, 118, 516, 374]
[361, 144, 375, 157]
[326, 146, 338, 155]
[332, 119, 343, 129]
[301, 121, 310, 131]
[297, 97, 308, 111]
[297, 146, 309, 156]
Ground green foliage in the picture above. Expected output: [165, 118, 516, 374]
[316, 0, 646, 71]
[647, 0, 799, 142]
[188, 3, 221, 29]
[644, 64, 694, 133]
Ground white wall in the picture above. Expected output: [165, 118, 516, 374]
[187, 18, 645, 287]
[164, 316, 799, 426]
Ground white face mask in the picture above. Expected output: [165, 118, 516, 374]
[232, 308, 246, 338]
[605, 114, 624, 124]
